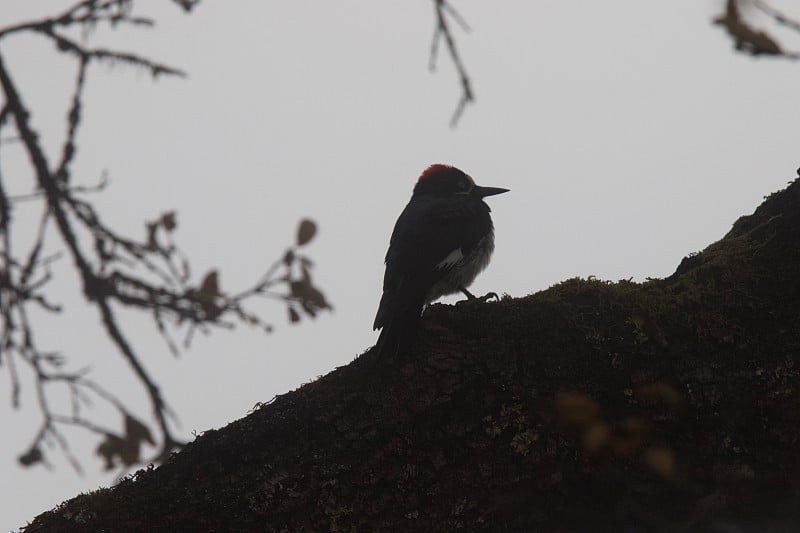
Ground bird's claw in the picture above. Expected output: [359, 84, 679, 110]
[480, 291, 499, 302]
[457, 289, 500, 305]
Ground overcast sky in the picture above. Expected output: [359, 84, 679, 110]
[2, 0, 799, 529]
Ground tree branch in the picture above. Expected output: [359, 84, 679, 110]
[0, 52, 183, 466]
[430, 0, 474, 127]
[0, 2, 330, 472]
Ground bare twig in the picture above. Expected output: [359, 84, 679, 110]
[55, 56, 88, 183]
[753, 0, 800, 34]
[0, 0, 330, 473]
[430, 0, 474, 127]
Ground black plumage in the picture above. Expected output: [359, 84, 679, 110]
[374, 164, 508, 355]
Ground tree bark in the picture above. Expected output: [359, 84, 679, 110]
[24, 178, 800, 532]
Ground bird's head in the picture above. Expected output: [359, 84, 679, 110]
[412, 164, 509, 200]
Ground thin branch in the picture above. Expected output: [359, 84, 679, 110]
[0, 0, 147, 40]
[0, 52, 184, 466]
[431, 0, 474, 128]
[6, 346, 21, 408]
[0, 0, 331, 474]
[9, 172, 108, 202]
[0, 56, 95, 281]
[19, 209, 52, 287]
[97, 295, 179, 454]
[753, 0, 800, 34]
[40, 28, 186, 78]
[55, 56, 88, 183]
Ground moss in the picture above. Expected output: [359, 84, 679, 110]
[22, 179, 800, 532]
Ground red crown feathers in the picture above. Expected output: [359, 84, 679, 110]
[417, 164, 454, 182]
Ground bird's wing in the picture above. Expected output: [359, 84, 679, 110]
[373, 198, 487, 331]
[387, 198, 487, 275]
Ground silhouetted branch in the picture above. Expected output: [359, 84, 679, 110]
[41, 28, 186, 77]
[55, 56, 88, 183]
[0, 0, 330, 473]
[0, 0, 150, 40]
[430, 0, 474, 127]
[754, 0, 800, 34]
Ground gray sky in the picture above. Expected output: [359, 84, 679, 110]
[2, 1, 799, 529]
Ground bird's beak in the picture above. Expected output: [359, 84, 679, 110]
[474, 185, 510, 198]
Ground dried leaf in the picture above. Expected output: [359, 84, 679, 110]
[161, 211, 177, 232]
[296, 218, 317, 246]
[283, 248, 295, 266]
[310, 277, 324, 303]
[714, 0, 783, 56]
[190, 271, 224, 320]
[125, 414, 155, 446]
[95, 436, 116, 470]
[96, 432, 139, 471]
[288, 306, 301, 323]
[199, 270, 221, 298]
[18, 447, 43, 467]
[290, 279, 332, 312]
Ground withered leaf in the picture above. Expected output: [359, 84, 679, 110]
[714, 0, 783, 56]
[161, 211, 177, 232]
[199, 270, 221, 298]
[125, 414, 155, 446]
[96, 432, 140, 471]
[190, 271, 224, 320]
[289, 278, 332, 312]
[296, 218, 317, 246]
[288, 306, 301, 323]
[18, 447, 43, 467]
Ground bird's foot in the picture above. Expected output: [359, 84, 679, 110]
[457, 287, 499, 305]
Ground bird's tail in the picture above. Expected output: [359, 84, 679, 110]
[374, 293, 425, 357]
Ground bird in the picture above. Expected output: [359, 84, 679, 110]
[373, 164, 509, 355]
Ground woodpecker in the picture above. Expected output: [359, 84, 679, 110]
[373, 164, 509, 355]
